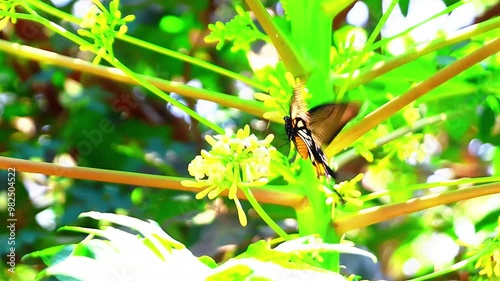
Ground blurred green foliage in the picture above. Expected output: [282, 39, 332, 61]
[0, 0, 499, 280]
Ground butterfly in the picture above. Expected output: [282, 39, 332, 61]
[284, 82, 359, 201]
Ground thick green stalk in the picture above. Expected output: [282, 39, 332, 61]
[289, 1, 332, 106]
[287, 0, 341, 270]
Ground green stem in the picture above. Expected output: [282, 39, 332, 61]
[110, 58, 224, 134]
[369, 0, 465, 51]
[118, 34, 266, 90]
[334, 113, 446, 169]
[286, 0, 347, 270]
[408, 247, 490, 281]
[342, 16, 500, 90]
[0, 11, 91, 48]
[362, 176, 500, 202]
[321, 0, 356, 18]
[1, 9, 224, 133]
[23, 0, 266, 90]
[245, 0, 309, 80]
[335, 0, 398, 101]
[289, 0, 332, 106]
[0, 39, 267, 118]
[242, 188, 290, 239]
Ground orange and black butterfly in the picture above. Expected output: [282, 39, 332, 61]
[284, 82, 359, 200]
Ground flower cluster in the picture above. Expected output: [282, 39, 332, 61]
[78, 0, 135, 62]
[182, 125, 275, 226]
[475, 248, 500, 278]
[325, 173, 363, 218]
[474, 217, 500, 279]
[0, 1, 18, 30]
[254, 72, 303, 123]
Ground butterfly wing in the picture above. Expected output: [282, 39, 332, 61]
[285, 81, 356, 201]
[293, 117, 315, 160]
[308, 103, 359, 146]
[294, 124, 345, 201]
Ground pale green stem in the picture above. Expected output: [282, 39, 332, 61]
[245, 0, 309, 80]
[111, 58, 224, 134]
[23, 0, 267, 90]
[334, 113, 446, 169]
[362, 176, 500, 202]
[408, 247, 491, 281]
[336, 0, 399, 101]
[341, 16, 500, 90]
[0, 39, 267, 117]
[242, 187, 290, 239]
[369, 0, 465, 51]
[0, 9, 224, 133]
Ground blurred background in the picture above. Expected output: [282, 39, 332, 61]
[0, 0, 499, 280]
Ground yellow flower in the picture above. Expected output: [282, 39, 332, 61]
[325, 173, 364, 216]
[182, 125, 275, 226]
[476, 249, 500, 278]
[77, 0, 135, 56]
[0, 2, 18, 30]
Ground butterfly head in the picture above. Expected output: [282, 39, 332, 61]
[283, 116, 293, 141]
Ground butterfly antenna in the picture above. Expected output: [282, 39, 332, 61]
[266, 90, 289, 116]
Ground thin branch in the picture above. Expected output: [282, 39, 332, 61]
[0, 40, 267, 118]
[0, 156, 305, 208]
[24, 0, 267, 91]
[342, 16, 500, 90]
[333, 113, 446, 169]
[334, 182, 500, 234]
[326, 37, 500, 157]
[336, 0, 399, 101]
[363, 176, 500, 202]
[245, 0, 310, 80]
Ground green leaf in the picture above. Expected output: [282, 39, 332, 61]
[199, 255, 218, 269]
[479, 100, 495, 140]
[206, 264, 253, 281]
[43, 255, 127, 281]
[22, 245, 74, 266]
[72, 243, 94, 258]
[443, 0, 461, 6]
[208, 258, 347, 281]
[399, 0, 411, 17]
[39, 213, 213, 280]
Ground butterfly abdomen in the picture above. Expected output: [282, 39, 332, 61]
[293, 136, 309, 160]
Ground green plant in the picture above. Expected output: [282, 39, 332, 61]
[1, 0, 499, 280]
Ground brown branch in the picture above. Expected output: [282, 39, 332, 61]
[0, 156, 304, 208]
[326, 37, 500, 157]
[0, 40, 267, 118]
[334, 182, 500, 234]
[343, 16, 500, 90]
[245, 0, 309, 80]
[334, 113, 446, 169]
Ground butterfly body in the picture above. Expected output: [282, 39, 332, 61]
[284, 82, 359, 201]
[284, 115, 337, 181]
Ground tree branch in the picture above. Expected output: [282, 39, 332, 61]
[0, 156, 304, 208]
[334, 182, 500, 234]
[326, 37, 500, 157]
